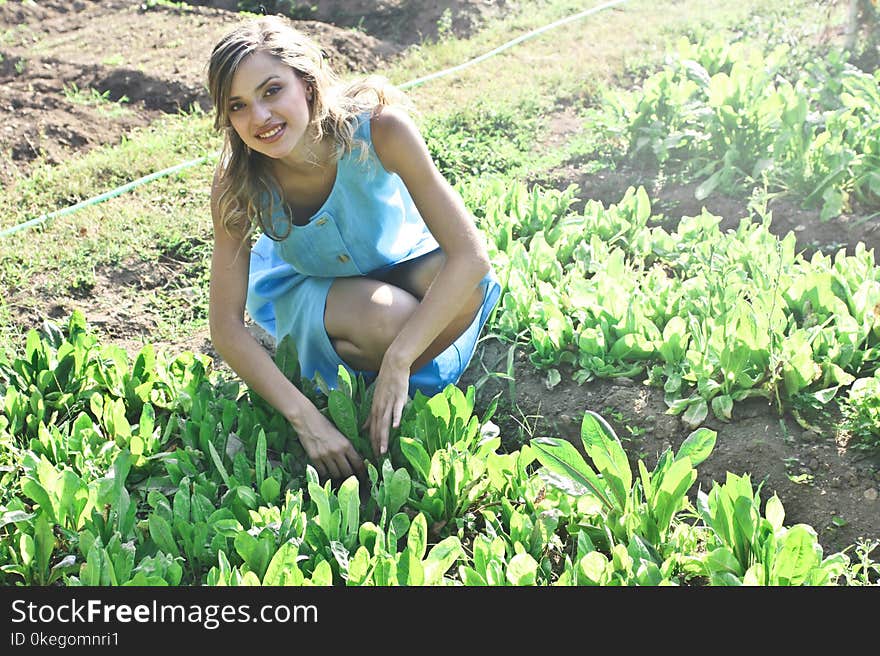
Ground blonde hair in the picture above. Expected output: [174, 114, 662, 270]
[207, 15, 409, 239]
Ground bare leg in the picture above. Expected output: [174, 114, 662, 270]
[325, 251, 485, 372]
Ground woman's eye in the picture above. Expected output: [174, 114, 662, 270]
[266, 85, 281, 97]
[229, 103, 243, 113]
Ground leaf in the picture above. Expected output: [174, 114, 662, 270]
[172, 483, 191, 524]
[399, 438, 431, 483]
[338, 476, 360, 547]
[347, 547, 371, 586]
[234, 532, 270, 580]
[21, 479, 56, 524]
[423, 537, 463, 585]
[33, 513, 55, 583]
[765, 494, 785, 531]
[706, 547, 744, 576]
[207, 440, 231, 489]
[577, 551, 609, 586]
[274, 335, 301, 386]
[255, 429, 267, 487]
[388, 513, 410, 550]
[531, 437, 614, 511]
[307, 482, 336, 539]
[773, 526, 820, 586]
[652, 457, 697, 535]
[309, 559, 334, 586]
[682, 398, 708, 427]
[506, 553, 538, 586]
[385, 467, 411, 516]
[407, 513, 428, 561]
[263, 542, 304, 586]
[711, 394, 733, 420]
[675, 428, 716, 467]
[579, 411, 632, 509]
[0, 510, 35, 530]
[260, 477, 281, 505]
[328, 390, 359, 441]
[459, 566, 487, 586]
[397, 548, 425, 587]
[695, 167, 724, 201]
[148, 514, 180, 558]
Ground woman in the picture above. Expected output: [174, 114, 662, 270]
[206, 15, 500, 481]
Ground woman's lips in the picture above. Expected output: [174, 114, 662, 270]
[256, 123, 285, 142]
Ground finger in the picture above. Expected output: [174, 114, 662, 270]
[346, 444, 366, 476]
[369, 406, 384, 458]
[385, 401, 404, 455]
[376, 406, 392, 457]
[324, 460, 342, 481]
[392, 397, 404, 429]
[332, 454, 353, 480]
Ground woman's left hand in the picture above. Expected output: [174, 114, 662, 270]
[365, 357, 410, 459]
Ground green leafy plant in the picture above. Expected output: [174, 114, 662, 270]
[697, 472, 848, 585]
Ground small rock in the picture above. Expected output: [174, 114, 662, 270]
[615, 377, 636, 387]
[808, 458, 820, 470]
[864, 488, 878, 501]
[559, 414, 572, 424]
[801, 429, 822, 441]
[848, 473, 859, 488]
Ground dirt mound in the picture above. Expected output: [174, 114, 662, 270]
[189, 0, 514, 45]
[0, 0, 402, 186]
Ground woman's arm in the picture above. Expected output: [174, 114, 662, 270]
[208, 167, 365, 480]
[366, 106, 493, 453]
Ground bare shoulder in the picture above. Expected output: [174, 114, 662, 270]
[369, 105, 429, 175]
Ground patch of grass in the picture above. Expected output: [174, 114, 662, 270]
[841, 375, 880, 453]
[1, 108, 218, 227]
[63, 83, 131, 117]
[422, 101, 541, 185]
[0, 158, 216, 356]
[101, 54, 125, 67]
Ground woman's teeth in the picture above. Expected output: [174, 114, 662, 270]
[258, 125, 283, 139]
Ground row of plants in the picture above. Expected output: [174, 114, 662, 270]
[1, 314, 871, 585]
[457, 178, 880, 440]
[604, 35, 880, 220]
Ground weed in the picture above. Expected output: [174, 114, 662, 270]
[101, 54, 125, 67]
[237, 1, 316, 20]
[62, 83, 130, 117]
[436, 8, 454, 41]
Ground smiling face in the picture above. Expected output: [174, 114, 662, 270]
[226, 50, 313, 160]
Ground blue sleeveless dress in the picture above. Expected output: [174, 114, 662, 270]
[246, 112, 501, 397]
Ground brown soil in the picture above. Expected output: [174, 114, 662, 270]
[3, 0, 878, 560]
[0, 0, 408, 186]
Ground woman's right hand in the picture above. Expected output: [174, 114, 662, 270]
[293, 405, 366, 482]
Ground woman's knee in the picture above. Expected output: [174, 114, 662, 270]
[325, 279, 419, 362]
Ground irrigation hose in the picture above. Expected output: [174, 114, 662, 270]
[1, 0, 629, 239]
[397, 0, 629, 90]
[1, 155, 212, 239]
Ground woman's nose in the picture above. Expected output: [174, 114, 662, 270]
[251, 101, 271, 123]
